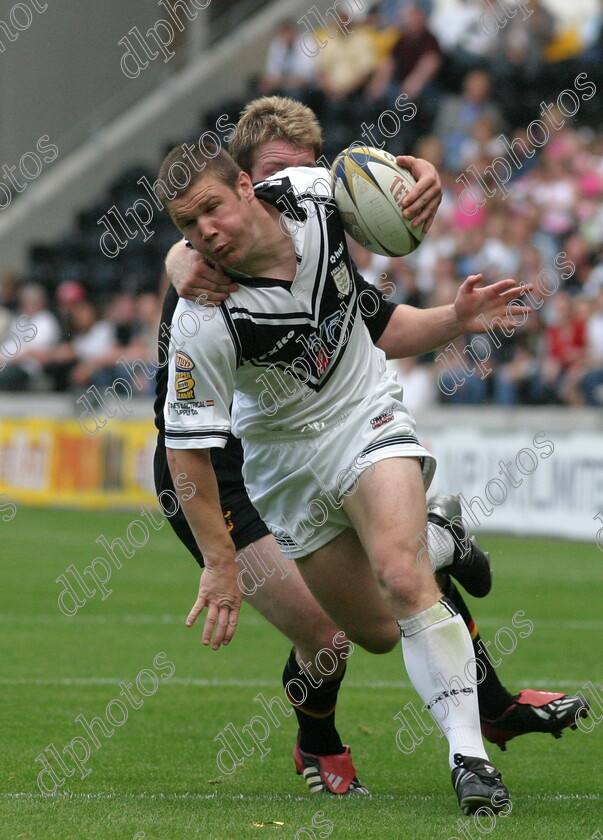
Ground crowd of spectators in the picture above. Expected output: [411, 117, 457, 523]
[0, 278, 161, 396]
[1, 0, 602, 408]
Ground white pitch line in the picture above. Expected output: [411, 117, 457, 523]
[0, 791, 600, 801]
[0, 677, 595, 690]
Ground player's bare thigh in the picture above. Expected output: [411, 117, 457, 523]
[294, 528, 400, 654]
[343, 456, 441, 617]
[241, 533, 398, 664]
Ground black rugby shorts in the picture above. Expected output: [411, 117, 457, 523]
[153, 435, 270, 567]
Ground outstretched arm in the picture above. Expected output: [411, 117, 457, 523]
[167, 447, 241, 650]
[163, 297, 241, 649]
[376, 275, 531, 359]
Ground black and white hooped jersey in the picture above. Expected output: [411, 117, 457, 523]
[164, 166, 397, 450]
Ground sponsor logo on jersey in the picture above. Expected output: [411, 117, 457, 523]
[329, 242, 345, 264]
[315, 345, 330, 375]
[370, 406, 394, 429]
[332, 261, 351, 295]
[295, 309, 346, 378]
[167, 399, 214, 415]
[175, 352, 196, 400]
[175, 351, 194, 370]
[255, 330, 296, 363]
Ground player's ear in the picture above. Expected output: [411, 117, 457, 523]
[236, 171, 255, 201]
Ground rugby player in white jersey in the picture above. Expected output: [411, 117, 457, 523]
[154, 97, 587, 799]
[156, 138, 524, 813]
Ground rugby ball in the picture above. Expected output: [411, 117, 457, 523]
[330, 145, 425, 257]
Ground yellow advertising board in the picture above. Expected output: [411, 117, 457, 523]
[0, 418, 157, 509]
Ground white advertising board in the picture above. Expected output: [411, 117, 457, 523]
[423, 428, 603, 542]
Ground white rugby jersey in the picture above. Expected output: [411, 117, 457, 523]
[164, 166, 400, 449]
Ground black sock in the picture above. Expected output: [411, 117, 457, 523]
[442, 578, 515, 719]
[282, 648, 345, 756]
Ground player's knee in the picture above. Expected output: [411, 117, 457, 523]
[373, 547, 425, 603]
[291, 616, 349, 658]
[347, 625, 398, 654]
[294, 639, 349, 678]
[366, 632, 398, 654]
[372, 542, 416, 574]
[387, 573, 431, 614]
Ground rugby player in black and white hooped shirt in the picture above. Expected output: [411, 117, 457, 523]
[154, 97, 588, 799]
[158, 139, 519, 812]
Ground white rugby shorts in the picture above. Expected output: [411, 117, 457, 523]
[241, 384, 436, 559]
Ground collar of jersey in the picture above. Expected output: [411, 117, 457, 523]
[225, 271, 294, 289]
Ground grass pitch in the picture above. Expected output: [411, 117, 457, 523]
[1, 507, 601, 840]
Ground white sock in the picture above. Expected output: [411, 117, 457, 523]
[427, 521, 455, 571]
[397, 599, 489, 768]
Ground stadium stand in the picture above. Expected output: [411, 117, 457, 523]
[1, 0, 602, 409]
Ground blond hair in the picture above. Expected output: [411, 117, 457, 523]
[229, 96, 323, 175]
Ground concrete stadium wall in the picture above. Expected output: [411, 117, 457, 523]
[0, 0, 171, 165]
[0, 0, 336, 271]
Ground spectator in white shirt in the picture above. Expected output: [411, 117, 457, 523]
[0, 283, 60, 390]
[259, 20, 315, 99]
